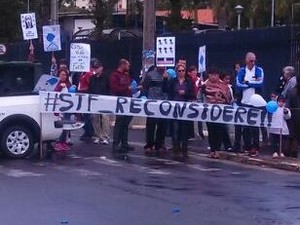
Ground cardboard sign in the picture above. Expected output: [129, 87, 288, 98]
[156, 36, 175, 67]
[69, 43, 91, 72]
[20, 13, 38, 40]
[43, 25, 61, 52]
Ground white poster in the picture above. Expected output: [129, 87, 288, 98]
[20, 13, 38, 40]
[33, 74, 59, 92]
[69, 43, 91, 72]
[39, 92, 280, 128]
[156, 36, 176, 67]
[198, 45, 206, 73]
[43, 25, 61, 52]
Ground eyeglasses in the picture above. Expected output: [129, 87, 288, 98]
[177, 70, 185, 72]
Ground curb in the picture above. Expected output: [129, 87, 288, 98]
[218, 152, 300, 172]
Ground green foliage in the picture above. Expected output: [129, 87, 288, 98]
[90, 0, 119, 32]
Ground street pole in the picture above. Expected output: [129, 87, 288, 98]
[237, 14, 241, 30]
[51, 0, 58, 25]
[143, 0, 155, 51]
[271, 0, 275, 27]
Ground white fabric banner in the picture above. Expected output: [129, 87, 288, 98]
[20, 13, 38, 40]
[43, 25, 61, 52]
[39, 92, 280, 128]
[69, 43, 91, 72]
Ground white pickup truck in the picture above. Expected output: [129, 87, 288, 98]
[0, 61, 62, 158]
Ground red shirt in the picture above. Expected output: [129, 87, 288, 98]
[109, 70, 131, 97]
[78, 71, 93, 93]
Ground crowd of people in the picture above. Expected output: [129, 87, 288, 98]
[50, 51, 300, 160]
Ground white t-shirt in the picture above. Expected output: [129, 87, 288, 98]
[241, 67, 256, 105]
[269, 107, 291, 135]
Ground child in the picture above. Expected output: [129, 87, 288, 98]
[54, 68, 72, 151]
[269, 95, 291, 158]
[220, 71, 233, 151]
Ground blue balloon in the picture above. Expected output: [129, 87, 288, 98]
[68, 85, 77, 93]
[266, 100, 278, 113]
[166, 69, 176, 79]
[131, 80, 138, 94]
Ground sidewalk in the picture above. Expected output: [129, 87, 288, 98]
[187, 134, 300, 173]
[128, 127, 300, 173]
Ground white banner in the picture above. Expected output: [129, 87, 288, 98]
[69, 43, 91, 72]
[43, 25, 61, 52]
[39, 92, 278, 128]
[198, 45, 206, 73]
[156, 36, 175, 67]
[20, 13, 38, 40]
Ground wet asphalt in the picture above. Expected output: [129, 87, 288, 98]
[0, 129, 299, 225]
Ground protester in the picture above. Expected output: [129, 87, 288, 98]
[203, 67, 232, 159]
[110, 59, 134, 153]
[163, 63, 195, 159]
[287, 76, 300, 158]
[54, 68, 72, 151]
[142, 65, 168, 156]
[88, 60, 110, 145]
[233, 61, 243, 152]
[281, 66, 297, 107]
[220, 70, 233, 151]
[236, 52, 264, 156]
[269, 95, 291, 158]
[187, 65, 205, 139]
[78, 58, 99, 140]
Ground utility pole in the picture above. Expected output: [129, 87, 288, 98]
[51, 0, 58, 25]
[143, 0, 155, 52]
[271, 0, 275, 27]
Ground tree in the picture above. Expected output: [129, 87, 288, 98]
[90, 0, 119, 32]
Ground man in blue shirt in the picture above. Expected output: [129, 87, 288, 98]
[236, 52, 264, 156]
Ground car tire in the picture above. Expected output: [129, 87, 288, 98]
[1, 125, 34, 159]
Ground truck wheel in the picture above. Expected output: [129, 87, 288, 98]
[1, 125, 34, 159]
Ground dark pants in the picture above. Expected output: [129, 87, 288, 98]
[234, 125, 243, 151]
[82, 114, 94, 137]
[222, 124, 232, 150]
[270, 133, 288, 153]
[145, 117, 166, 149]
[172, 120, 189, 152]
[206, 122, 223, 152]
[112, 115, 133, 148]
[243, 126, 259, 151]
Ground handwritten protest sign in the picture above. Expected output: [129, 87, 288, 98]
[40, 92, 278, 128]
[43, 25, 61, 52]
[20, 13, 38, 40]
[69, 43, 91, 72]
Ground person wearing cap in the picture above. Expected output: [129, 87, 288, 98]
[281, 66, 297, 107]
[88, 61, 110, 145]
[109, 59, 135, 153]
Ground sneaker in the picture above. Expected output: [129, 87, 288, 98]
[272, 152, 279, 158]
[93, 138, 100, 144]
[62, 142, 70, 151]
[280, 153, 285, 157]
[101, 139, 109, 145]
[54, 142, 64, 151]
[249, 149, 259, 157]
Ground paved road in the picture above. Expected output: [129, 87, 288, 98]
[0, 130, 299, 225]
